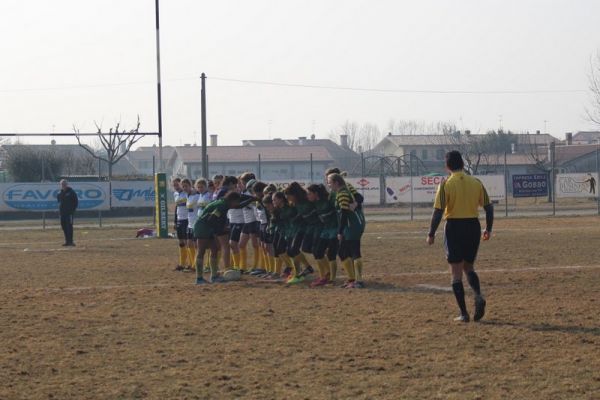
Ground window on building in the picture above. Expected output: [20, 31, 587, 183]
[421, 149, 428, 160]
[410, 150, 417, 158]
[436, 148, 444, 160]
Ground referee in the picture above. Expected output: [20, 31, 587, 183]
[427, 151, 493, 322]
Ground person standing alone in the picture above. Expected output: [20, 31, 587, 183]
[57, 179, 78, 246]
[427, 151, 493, 322]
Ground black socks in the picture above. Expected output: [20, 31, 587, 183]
[466, 271, 481, 296]
[452, 281, 468, 316]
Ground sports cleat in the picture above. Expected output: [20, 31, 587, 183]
[195, 277, 207, 285]
[353, 281, 365, 289]
[299, 265, 314, 277]
[310, 278, 328, 288]
[210, 275, 226, 283]
[250, 268, 266, 276]
[174, 265, 184, 272]
[286, 276, 305, 285]
[454, 314, 470, 323]
[281, 267, 292, 279]
[474, 296, 486, 322]
[183, 266, 194, 273]
[341, 280, 356, 289]
[203, 267, 211, 273]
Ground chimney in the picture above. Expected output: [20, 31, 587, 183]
[310, 134, 316, 140]
[340, 134, 349, 148]
[298, 136, 307, 145]
[184, 143, 191, 147]
[566, 132, 573, 145]
[210, 134, 218, 146]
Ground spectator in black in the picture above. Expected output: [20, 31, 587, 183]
[57, 179, 78, 246]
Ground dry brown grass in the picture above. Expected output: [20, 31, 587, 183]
[1, 216, 599, 399]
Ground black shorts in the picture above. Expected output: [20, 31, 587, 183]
[444, 218, 481, 264]
[187, 227, 195, 240]
[229, 223, 244, 242]
[260, 224, 274, 244]
[176, 220, 189, 240]
[242, 221, 260, 235]
[339, 239, 361, 260]
[274, 233, 287, 257]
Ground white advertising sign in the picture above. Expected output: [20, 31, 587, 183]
[0, 182, 110, 212]
[346, 177, 381, 205]
[111, 181, 156, 207]
[385, 175, 505, 204]
[556, 173, 598, 198]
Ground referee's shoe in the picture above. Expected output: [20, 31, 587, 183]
[474, 295, 486, 322]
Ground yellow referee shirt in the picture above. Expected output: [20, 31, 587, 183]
[433, 171, 491, 219]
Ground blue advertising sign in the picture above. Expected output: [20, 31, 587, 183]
[512, 174, 548, 198]
[0, 182, 109, 211]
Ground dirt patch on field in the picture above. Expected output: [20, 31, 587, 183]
[1, 217, 599, 399]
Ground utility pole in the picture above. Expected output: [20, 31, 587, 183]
[201, 73, 208, 178]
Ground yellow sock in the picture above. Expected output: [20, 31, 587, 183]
[281, 254, 293, 271]
[329, 260, 338, 281]
[240, 248, 248, 270]
[316, 258, 329, 279]
[270, 256, 277, 273]
[262, 250, 269, 272]
[298, 252, 310, 268]
[231, 252, 239, 269]
[274, 257, 283, 275]
[354, 258, 363, 282]
[203, 251, 210, 269]
[253, 247, 260, 269]
[178, 245, 186, 266]
[188, 246, 197, 269]
[292, 255, 304, 276]
[341, 258, 355, 281]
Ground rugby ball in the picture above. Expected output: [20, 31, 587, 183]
[223, 269, 242, 281]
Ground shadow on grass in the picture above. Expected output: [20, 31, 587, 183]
[480, 320, 600, 336]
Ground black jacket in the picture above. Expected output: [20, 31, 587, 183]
[57, 187, 79, 215]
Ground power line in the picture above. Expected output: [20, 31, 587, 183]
[0, 75, 587, 95]
[210, 76, 587, 95]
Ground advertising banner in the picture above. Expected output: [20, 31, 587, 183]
[556, 173, 598, 198]
[0, 182, 110, 212]
[385, 175, 505, 204]
[111, 181, 155, 207]
[345, 177, 381, 205]
[512, 174, 548, 198]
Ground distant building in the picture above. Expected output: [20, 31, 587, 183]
[371, 132, 559, 174]
[569, 131, 600, 145]
[242, 135, 360, 173]
[127, 145, 175, 175]
[169, 144, 335, 181]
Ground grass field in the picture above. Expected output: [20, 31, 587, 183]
[1, 216, 599, 399]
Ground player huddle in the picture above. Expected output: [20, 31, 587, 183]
[170, 168, 366, 288]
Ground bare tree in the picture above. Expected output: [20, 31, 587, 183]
[387, 119, 457, 136]
[74, 116, 144, 180]
[587, 50, 600, 127]
[329, 120, 360, 151]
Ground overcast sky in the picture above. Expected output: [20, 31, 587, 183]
[1, 0, 600, 148]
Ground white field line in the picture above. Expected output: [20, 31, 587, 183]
[2, 264, 598, 294]
[1, 223, 593, 248]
